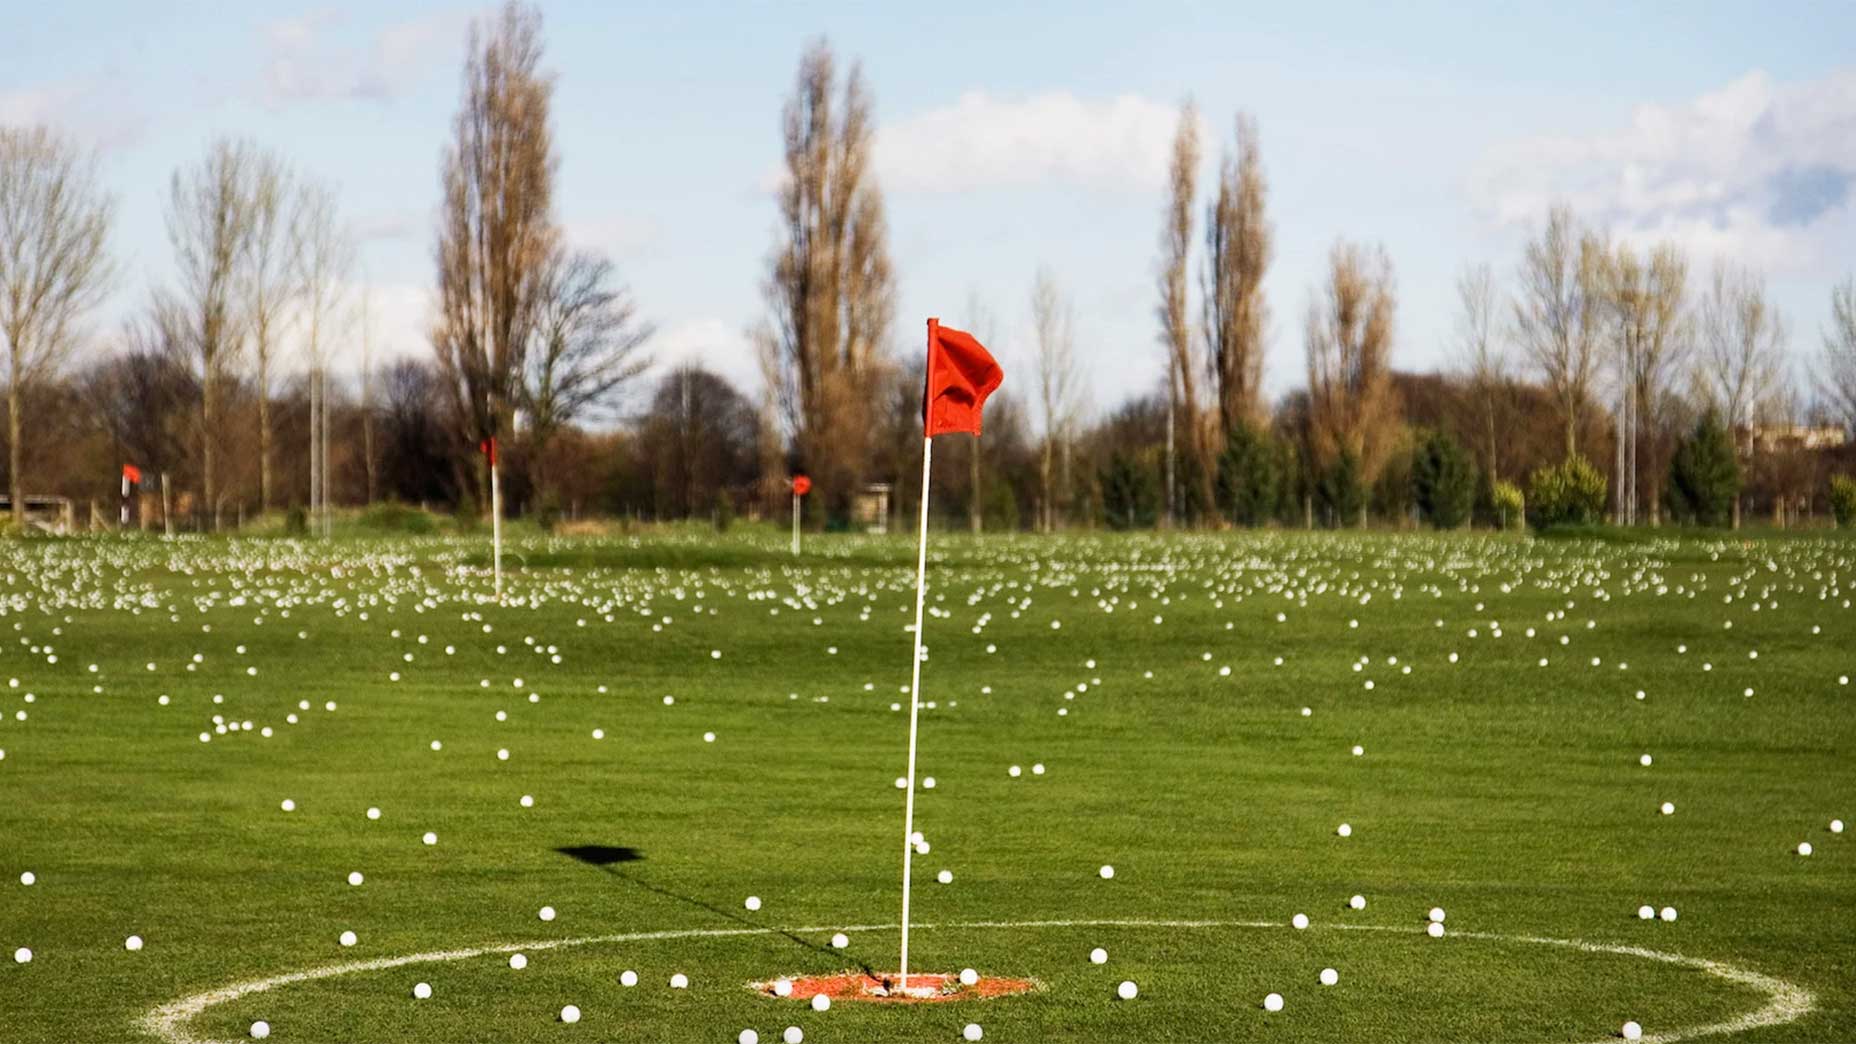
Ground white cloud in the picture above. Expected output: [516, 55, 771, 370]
[0, 78, 148, 151]
[648, 317, 758, 394]
[1472, 69, 1856, 272]
[257, 8, 476, 110]
[875, 91, 1190, 194]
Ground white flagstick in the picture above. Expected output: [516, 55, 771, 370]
[791, 490, 800, 556]
[491, 456, 503, 601]
[898, 433, 934, 989]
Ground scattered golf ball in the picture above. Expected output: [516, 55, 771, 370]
[422, 832, 438, 845]
[125, 935, 144, 951]
[1798, 842, 1814, 856]
[347, 872, 364, 887]
[1349, 894, 1366, 910]
[509, 953, 528, 970]
[937, 870, 953, 884]
[1427, 922, 1445, 938]
[1264, 992, 1284, 1012]
[620, 970, 638, 987]
[745, 896, 761, 912]
[1660, 907, 1677, 922]
[959, 967, 980, 986]
[1099, 865, 1115, 879]
[1832, 820, 1845, 834]
[1638, 905, 1655, 920]
[1117, 980, 1138, 1000]
[250, 1021, 270, 1040]
[830, 933, 849, 949]
[811, 994, 830, 1012]
[539, 906, 556, 922]
[1428, 907, 1446, 923]
[1660, 802, 1675, 815]
[14, 947, 31, 964]
[783, 1028, 803, 1044]
[339, 930, 357, 947]
[963, 1024, 983, 1041]
[280, 799, 295, 813]
[413, 982, 432, 999]
[1089, 947, 1108, 965]
[560, 1004, 581, 1024]
[771, 978, 792, 997]
[1319, 967, 1339, 986]
[19, 871, 34, 886]
[1337, 823, 1353, 837]
[670, 973, 690, 989]
[1292, 913, 1309, 930]
[1622, 1020, 1643, 1041]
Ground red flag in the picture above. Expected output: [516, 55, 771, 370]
[792, 475, 812, 496]
[122, 464, 142, 484]
[479, 437, 498, 467]
[924, 318, 1003, 437]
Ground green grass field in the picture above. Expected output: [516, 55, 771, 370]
[1, 528, 1852, 1043]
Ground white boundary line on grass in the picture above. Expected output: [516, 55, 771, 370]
[136, 917, 1815, 1044]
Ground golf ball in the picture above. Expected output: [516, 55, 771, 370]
[745, 896, 762, 912]
[736, 1031, 757, 1044]
[1319, 967, 1338, 986]
[811, 994, 830, 1012]
[250, 1021, 270, 1040]
[783, 1028, 803, 1044]
[963, 1024, 983, 1041]
[830, 933, 849, 949]
[1117, 980, 1138, 1000]
[620, 970, 638, 987]
[1089, 947, 1108, 965]
[1798, 842, 1813, 856]
[1264, 992, 1284, 1012]
[670, 973, 690, 989]
[1660, 802, 1675, 815]
[771, 978, 792, 997]
[959, 968, 979, 986]
[347, 872, 364, 887]
[19, 872, 34, 886]
[1638, 905, 1655, 920]
[509, 953, 528, 970]
[1832, 820, 1844, 834]
[937, 870, 953, 884]
[1099, 865, 1115, 879]
[339, 930, 357, 947]
[280, 800, 295, 813]
[560, 1005, 581, 1024]
[1428, 907, 1446, 923]
[1349, 894, 1366, 910]
[539, 906, 556, 922]
[1426, 922, 1445, 938]
[422, 832, 438, 846]
[1660, 907, 1677, 922]
[413, 982, 432, 999]
[1292, 913, 1309, 930]
[1622, 1020, 1643, 1041]
[1640, 754, 1653, 767]
[1337, 823, 1353, 837]
[14, 947, 31, 963]
[125, 935, 144, 951]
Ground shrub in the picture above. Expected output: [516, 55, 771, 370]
[1527, 455, 1607, 528]
[1100, 450, 1158, 530]
[359, 502, 436, 535]
[1665, 413, 1740, 526]
[1832, 476, 1856, 528]
[535, 495, 562, 534]
[1412, 430, 1475, 529]
[712, 491, 735, 533]
[283, 506, 308, 536]
[1491, 480, 1525, 531]
[1315, 450, 1364, 528]
[1217, 424, 1282, 526]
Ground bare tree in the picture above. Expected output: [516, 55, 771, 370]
[1700, 263, 1784, 529]
[1031, 266, 1082, 532]
[163, 138, 256, 530]
[1155, 100, 1216, 525]
[1601, 241, 1689, 524]
[1455, 262, 1507, 482]
[1513, 205, 1607, 460]
[758, 37, 894, 517]
[1304, 241, 1398, 524]
[296, 181, 353, 533]
[240, 148, 301, 515]
[1824, 277, 1856, 430]
[1203, 112, 1271, 440]
[523, 245, 652, 497]
[962, 288, 999, 534]
[433, 0, 557, 508]
[0, 126, 113, 528]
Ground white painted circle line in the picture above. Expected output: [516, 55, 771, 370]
[136, 918, 1815, 1044]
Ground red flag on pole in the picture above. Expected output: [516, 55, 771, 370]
[792, 474, 812, 496]
[924, 319, 1003, 437]
[479, 437, 498, 467]
[122, 464, 142, 485]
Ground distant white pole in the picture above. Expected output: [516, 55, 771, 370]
[491, 457, 503, 601]
[120, 472, 129, 527]
[898, 434, 933, 989]
[792, 490, 800, 556]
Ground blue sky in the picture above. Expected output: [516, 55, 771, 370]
[5, 0, 1855, 414]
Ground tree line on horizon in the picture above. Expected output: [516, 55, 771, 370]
[3, 2, 1856, 535]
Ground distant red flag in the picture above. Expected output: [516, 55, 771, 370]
[923, 318, 1003, 437]
[122, 464, 142, 484]
[792, 474, 812, 496]
[479, 437, 498, 467]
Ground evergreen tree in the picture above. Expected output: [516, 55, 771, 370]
[1665, 413, 1740, 526]
[1412, 429, 1476, 529]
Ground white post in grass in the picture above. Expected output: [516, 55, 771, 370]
[898, 434, 933, 989]
[792, 489, 801, 556]
[491, 457, 503, 602]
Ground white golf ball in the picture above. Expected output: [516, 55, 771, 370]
[959, 967, 979, 986]
[1292, 913, 1309, 930]
[1099, 865, 1115, 879]
[413, 981, 432, 999]
[783, 1028, 804, 1044]
[339, 930, 357, 947]
[280, 800, 295, 813]
[736, 1031, 757, 1044]
[539, 906, 556, 922]
[1319, 967, 1338, 986]
[19, 871, 34, 886]
[250, 1021, 270, 1040]
[1349, 894, 1366, 910]
[620, 970, 638, 987]
[1640, 754, 1653, 767]
[1660, 907, 1678, 922]
[670, 973, 690, 989]
[937, 870, 953, 884]
[1638, 905, 1655, 920]
[13, 947, 31, 963]
[1117, 980, 1138, 1000]
[830, 933, 849, 949]
[125, 935, 144, 951]
[347, 872, 364, 887]
[1832, 819, 1845, 834]
[771, 978, 792, 997]
[509, 953, 528, 970]
[1264, 992, 1284, 1012]
[1428, 907, 1446, 923]
[810, 993, 830, 1012]
[1426, 922, 1445, 938]
[1660, 802, 1675, 815]
[422, 832, 438, 846]
[1622, 1020, 1643, 1041]
[1089, 947, 1108, 965]
[1008, 765, 1021, 777]
[366, 807, 381, 820]
[560, 1004, 581, 1024]
[963, 1024, 984, 1041]
[745, 896, 762, 912]
[1337, 823, 1353, 837]
[1798, 842, 1814, 856]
